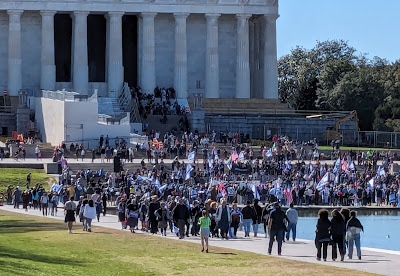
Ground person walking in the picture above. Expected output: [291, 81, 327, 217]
[216, 199, 231, 240]
[40, 192, 49, 216]
[173, 198, 190, 239]
[230, 203, 242, 239]
[155, 201, 169, 236]
[198, 210, 211, 253]
[126, 199, 140, 233]
[148, 195, 161, 234]
[83, 199, 96, 232]
[64, 196, 77, 234]
[268, 202, 289, 255]
[346, 211, 364, 260]
[242, 200, 255, 237]
[285, 203, 298, 241]
[330, 209, 346, 261]
[252, 199, 262, 237]
[315, 209, 331, 261]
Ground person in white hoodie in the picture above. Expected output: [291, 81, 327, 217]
[83, 199, 96, 232]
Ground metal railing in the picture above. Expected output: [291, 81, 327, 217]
[98, 112, 130, 125]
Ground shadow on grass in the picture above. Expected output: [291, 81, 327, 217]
[211, 252, 238, 255]
[0, 219, 64, 234]
[0, 245, 81, 269]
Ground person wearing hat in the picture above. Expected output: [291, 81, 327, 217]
[267, 202, 289, 255]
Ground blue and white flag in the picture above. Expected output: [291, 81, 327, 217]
[349, 161, 355, 171]
[238, 151, 245, 161]
[266, 148, 273, 158]
[316, 172, 330, 191]
[154, 178, 161, 189]
[208, 158, 214, 172]
[185, 164, 194, 180]
[333, 158, 341, 174]
[226, 157, 233, 170]
[251, 184, 260, 200]
[367, 178, 374, 189]
[377, 166, 386, 177]
[159, 184, 167, 194]
[188, 151, 195, 163]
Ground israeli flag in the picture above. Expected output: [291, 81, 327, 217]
[377, 166, 386, 177]
[159, 184, 167, 194]
[226, 157, 233, 170]
[251, 184, 260, 200]
[208, 158, 214, 172]
[316, 172, 330, 191]
[266, 148, 273, 158]
[239, 151, 245, 161]
[188, 151, 195, 163]
[185, 164, 194, 180]
[154, 178, 161, 189]
[349, 161, 355, 171]
[333, 158, 341, 174]
[367, 177, 374, 189]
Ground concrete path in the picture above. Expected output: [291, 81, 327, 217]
[1, 205, 399, 276]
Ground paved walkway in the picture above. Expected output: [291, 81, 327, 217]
[1, 205, 399, 276]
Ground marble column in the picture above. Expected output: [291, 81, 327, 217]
[263, 14, 279, 99]
[72, 11, 89, 95]
[141, 12, 156, 94]
[174, 13, 189, 99]
[205, 13, 220, 99]
[40, 11, 56, 91]
[107, 12, 124, 98]
[235, 14, 251, 99]
[7, 10, 23, 96]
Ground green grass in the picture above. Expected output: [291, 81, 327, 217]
[0, 210, 375, 276]
[319, 146, 394, 151]
[0, 168, 55, 193]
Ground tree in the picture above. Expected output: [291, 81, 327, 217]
[278, 40, 357, 110]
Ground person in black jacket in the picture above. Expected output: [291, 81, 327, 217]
[173, 199, 190, 239]
[315, 209, 331, 261]
[148, 196, 160, 234]
[241, 200, 256, 237]
[330, 209, 346, 261]
[252, 199, 262, 237]
[268, 202, 289, 255]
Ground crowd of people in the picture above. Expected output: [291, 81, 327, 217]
[0, 134, 395, 260]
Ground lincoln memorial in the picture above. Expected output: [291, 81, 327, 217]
[0, 0, 279, 100]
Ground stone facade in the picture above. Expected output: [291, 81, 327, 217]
[0, 0, 279, 99]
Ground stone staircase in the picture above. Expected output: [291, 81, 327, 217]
[97, 97, 125, 117]
[143, 114, 186, 137]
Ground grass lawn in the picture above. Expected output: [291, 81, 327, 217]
[0, 168, 55, 193]
[0, 210, 376, 276]
[319, 146, 394, 151]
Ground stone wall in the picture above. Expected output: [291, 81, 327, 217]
[205, 115, 357, 143]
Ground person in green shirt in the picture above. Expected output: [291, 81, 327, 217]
[198, 210, 211, 253]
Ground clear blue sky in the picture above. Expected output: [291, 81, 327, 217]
[277, 0, 400, 62]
